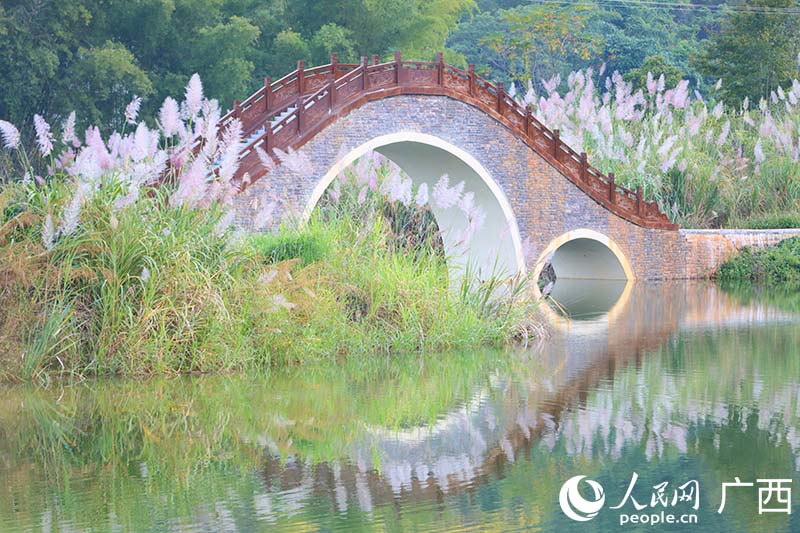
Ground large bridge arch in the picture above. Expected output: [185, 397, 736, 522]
[302, 132, 526, 277]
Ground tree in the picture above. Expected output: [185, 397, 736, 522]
[694, 0, 800, 103]
[311, 23, 357, 64]
[0, 1, 93, 126]
[0, 0, 481, 131]
[625, 55, 686, 91]
[481, 3, 603, 83]
[268, 29, 311, 75]
[60, 42, 154, 130]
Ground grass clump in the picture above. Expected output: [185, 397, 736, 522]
[725, 212, 800, 230]
[717, 237, 800, 285]
[0, 174, 540, 383]
[518, 69, 800, 228]
[249, 228, 329, 266]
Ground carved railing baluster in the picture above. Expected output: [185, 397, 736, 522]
[395, 51, 402, 85]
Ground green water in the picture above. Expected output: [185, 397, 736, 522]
[1, 282, 799, 532]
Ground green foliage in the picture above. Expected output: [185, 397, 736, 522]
[0, 0, 474, 131]
[449, 1, 719, 86]
[694, 0, 800, 104]
[717, 237, 800, 285]
[596, 2, 716, 85]
[268, 29, 311, 75]
[62, 42, 155, 130]
[726, 212, 800, 229]
[480, 3, 603, 83]
[624, 55, 686, 90]
[248, 229, 329, 266]
[310, 23, 357, 64]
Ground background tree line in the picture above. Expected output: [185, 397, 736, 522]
[1, 0, 798, 132]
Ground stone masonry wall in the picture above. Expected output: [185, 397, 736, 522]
[681, 229, 800, 278]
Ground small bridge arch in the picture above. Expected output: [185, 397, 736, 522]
[533, 228, 634, 282]
[304, 132, 526, 278]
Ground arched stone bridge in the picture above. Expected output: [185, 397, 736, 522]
[225, 53, 800, 280]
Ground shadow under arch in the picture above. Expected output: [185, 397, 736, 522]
[532, 228, 634, 284]
[301, 132, 526, 278]
[533, 229, 635, 329]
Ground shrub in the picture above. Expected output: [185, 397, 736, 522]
[248, 230, 329, 266]
[717, 237, 800, 285]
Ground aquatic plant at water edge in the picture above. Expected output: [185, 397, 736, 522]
[717, 237, 800, 286]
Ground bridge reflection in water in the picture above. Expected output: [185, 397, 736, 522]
[3, 283, 800, 531]
[252, 281, 800, 527]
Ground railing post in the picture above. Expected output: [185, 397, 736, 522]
[552, 129, 560, 161]
[636, 186, 642, 216]
[233, 99, 241, 119]
[297, 60, 305, 94]
[436, 52, 444, 85]
[330, 53, 338, 80]
[360, 56, 368, 91]
[265, 127, 273, 155]
[525, 107, 531, 136]
[608, 173, 616, 203]
[497, 82, 505, 114]
[372, 54, 379, 65]
[468, 64, 475, 96]
[580, 152, 588, 181]
[329, 74, 336, 109]
[394, 50, 402, 85]
[296, 96, 303, 134]
[264, 77, 272, 112]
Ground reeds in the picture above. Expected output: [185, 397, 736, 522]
[515, 69, 800, 227]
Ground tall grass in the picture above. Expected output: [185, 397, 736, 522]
[0, 177, 541, 382]
[0, 74, 543, 383]
[514, 70, 800, 227]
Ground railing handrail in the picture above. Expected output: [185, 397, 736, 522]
[220, 53, 678, 231]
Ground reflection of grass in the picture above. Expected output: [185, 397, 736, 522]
[0, 347, 551, 530]
[0, 349, 515, 488]
[719, 280, 800, 314]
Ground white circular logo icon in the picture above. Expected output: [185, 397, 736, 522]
[559, 475, 606, 522]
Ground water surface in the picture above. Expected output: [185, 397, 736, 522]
[1, 282, 799, 531]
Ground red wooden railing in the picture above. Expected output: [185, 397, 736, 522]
[224, 52, 678, 231]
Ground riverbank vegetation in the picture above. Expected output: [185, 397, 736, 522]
[717, 237, 800, 286]
[0, 79, 540, 383]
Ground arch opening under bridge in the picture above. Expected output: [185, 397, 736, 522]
[302, 132, 526, 279]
